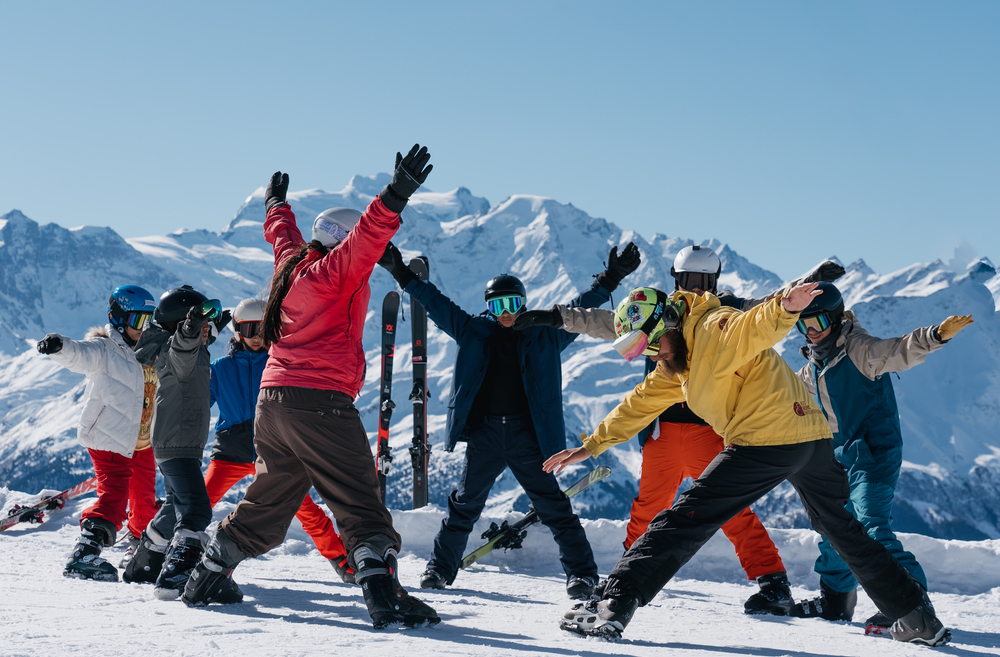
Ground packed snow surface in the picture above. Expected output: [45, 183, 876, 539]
[1, 493, 999, 657]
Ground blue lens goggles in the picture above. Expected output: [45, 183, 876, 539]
[487, 294, 525, 317]
[201, 299, 223, 320]
[796, 313, 832, 335]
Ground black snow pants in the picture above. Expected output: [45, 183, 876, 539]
[611, 439, 924, 620]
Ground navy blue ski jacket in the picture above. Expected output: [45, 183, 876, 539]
[404, 278, 611, 459]
[209, 347, 268, 463]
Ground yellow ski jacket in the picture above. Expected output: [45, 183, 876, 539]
[581, 291, 832, 456]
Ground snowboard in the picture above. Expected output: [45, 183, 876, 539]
[461, 466, 612, 569]
[1, 476, 99, 532]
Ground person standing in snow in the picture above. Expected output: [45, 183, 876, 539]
[789, 282, 973, 634]
[546, 284, 951, 646]
[124, 285, 231, 599]
[377, 241, 640, 599]
[515, 246, 846, 614]
[36, 285, 160, 582]
[203, 297, 354, 583]
[182, 146, 440, 630]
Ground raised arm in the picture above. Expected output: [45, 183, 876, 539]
[44, 333, 109, 375]
[848, 315, 972, 379]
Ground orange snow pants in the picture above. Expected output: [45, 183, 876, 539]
[204, 459, 347, 560]
[625, 422, 784, 581]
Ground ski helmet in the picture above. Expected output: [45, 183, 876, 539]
[108, 285, 157, 339]
[671, 245, 722, 293]
[232, 298, 265, 340]
[153, 285, 209, 333]
[612, 287, 686, 361]
[312, 208, 362, 248]
[795, 281, 845, 336]
[484, 274, 526, 301]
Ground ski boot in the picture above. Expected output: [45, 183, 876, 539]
[418, 568, 447, 590]
[789, 580, 856, 621]
[119, 533, 140, 569]
[355, 547, 440, 629]
[182, 527, 245, 607]
[560, 577, 640, 639]
[890, 590, 950, 646]
[123, 528, 168, 584]
[154, 529, 206, 600]
[566, 575, 599, 600]
[64, 517, 119, 582]
[330, 554, 356, 585]
[744, 571, 794, 616]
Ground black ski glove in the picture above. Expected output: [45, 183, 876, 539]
[378, 242, 417, 288]
[803, 260, 846, 284]
[265, 171, 289, 211]
[596, 242, 641, 292]
[37, 333, 63, 354]
[379, 144, 433, 214]
[213, 310, 233, 333]
[513, 307, 563, 331]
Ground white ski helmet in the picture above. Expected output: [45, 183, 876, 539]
[671, 245, 721, 276]
[232, 298, 265, 339]
[312, 207, 362, 247]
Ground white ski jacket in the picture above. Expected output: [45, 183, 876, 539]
[48, 325, 146, 458]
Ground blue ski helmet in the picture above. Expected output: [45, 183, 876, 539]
[800, 281, 845, 319]
[108, 285, 157, 338]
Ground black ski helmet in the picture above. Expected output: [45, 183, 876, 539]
[154, 285, 208, 333]
[800, 281, 845, 319]
[484, 274, 526, 301]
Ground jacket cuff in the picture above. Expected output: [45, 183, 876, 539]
[581, 433, 607, 458]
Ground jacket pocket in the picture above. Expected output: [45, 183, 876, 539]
[86, 405, 108, 435]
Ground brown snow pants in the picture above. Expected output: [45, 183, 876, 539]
[221, 386, 400, 559]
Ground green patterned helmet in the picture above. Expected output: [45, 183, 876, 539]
[612, 287, 685, 361]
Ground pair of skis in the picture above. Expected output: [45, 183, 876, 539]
[1, 476, 99, 532]
[376, 256, 431, 510]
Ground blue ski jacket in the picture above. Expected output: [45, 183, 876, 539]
[209, 347, 268, 463]
[404, 278, 612, 459]
[797, 311, 944, 487]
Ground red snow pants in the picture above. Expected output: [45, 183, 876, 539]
[625, 422, 785, 581]
[204, 459, 347, 560]
[81, 447, 158, 539]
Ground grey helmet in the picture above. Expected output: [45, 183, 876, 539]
[312, 208, 362, 247]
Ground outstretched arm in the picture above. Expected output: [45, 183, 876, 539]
[849, 315, 972, 379]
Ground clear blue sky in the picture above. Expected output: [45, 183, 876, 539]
[1, 1, 997, 279]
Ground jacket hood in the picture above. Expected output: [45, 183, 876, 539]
[87, 325, 112, 340]
[675, 291, 721, 348]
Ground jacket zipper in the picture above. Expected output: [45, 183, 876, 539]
[87, 405, 108, 434]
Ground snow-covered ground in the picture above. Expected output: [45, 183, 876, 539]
[2, 491, 999, 657]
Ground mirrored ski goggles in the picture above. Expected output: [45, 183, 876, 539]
[200, 299, 223, 320]
[796, 313, 833, 335]
[126, 312, 152, 330]
[674, 272, 717, 294]
[236, 321, 262, 338]
[613, 329, 661, 362]
[486, 294, 525, 317]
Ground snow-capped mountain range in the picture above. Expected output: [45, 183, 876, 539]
[2, 175, 999, 541]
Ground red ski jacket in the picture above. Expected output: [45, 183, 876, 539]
[260, 197, 399, 397]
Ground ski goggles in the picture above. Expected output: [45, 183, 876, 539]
[674, 272, 717, 294]
[200, 299, 223, 320]
[486, 294, 525, 317]
[126, 312, 152, 331]
[236, 321, 262, 339]
[796, 312, 833, 335]
[613, 329, 661, 362]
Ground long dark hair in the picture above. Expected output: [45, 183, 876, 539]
[262, 240, 329, 345]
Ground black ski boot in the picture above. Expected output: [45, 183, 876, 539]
[560, 578, 640, 639]
[356, 547, 440, 629]
[123, 529, 168, 584]
[64, 517, 119, 582]
[182, 527, 245, 607]
[744, 571, 794, 615]
[890, 591, 950, 646]
[330, 554, 356, 585]
[418, 568, 447, 590]
[154, 529, 206, 600]
[566, 575, 599, 600]
[790, 581, 857, 621]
